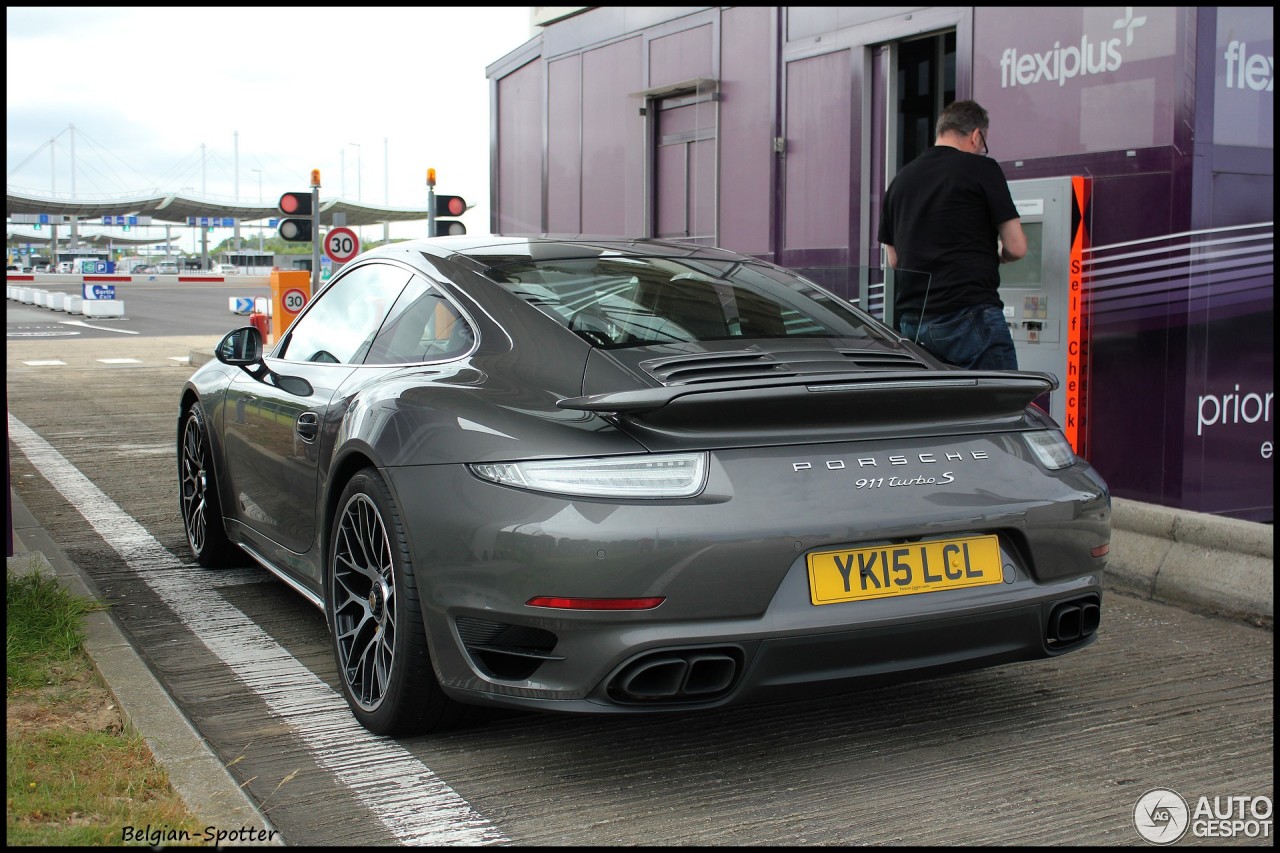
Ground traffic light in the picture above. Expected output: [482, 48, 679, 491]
[433, 195, 466, 236]
[277, 190, 313, 242]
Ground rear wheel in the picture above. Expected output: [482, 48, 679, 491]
[179, 402, 235, 567]
[327, 468, 462, 736]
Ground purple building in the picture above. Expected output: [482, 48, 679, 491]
[486, 6, 1274, 521]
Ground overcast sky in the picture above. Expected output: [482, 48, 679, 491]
[5, 6, 535, 244]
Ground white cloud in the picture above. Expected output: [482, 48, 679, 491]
[6, 6, 535, 240]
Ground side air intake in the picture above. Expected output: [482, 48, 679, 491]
[456, 616, 562, 681]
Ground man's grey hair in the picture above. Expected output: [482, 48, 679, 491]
[936, 100, 990, 138]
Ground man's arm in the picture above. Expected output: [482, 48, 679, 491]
[997, 218, 1027, 264]
[884, 244, 899, 269]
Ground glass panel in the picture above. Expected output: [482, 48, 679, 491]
[277, 263, 412, 364]
[483, 257, 896, 348]
[365, 275, 475, 364]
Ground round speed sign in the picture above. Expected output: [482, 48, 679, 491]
[281, 287, 308, 315]
[324, 226, 360, 263]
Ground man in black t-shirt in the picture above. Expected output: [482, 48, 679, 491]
[877, 99, 1026, 369]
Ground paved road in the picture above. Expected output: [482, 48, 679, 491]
[5, 321, 1274, 846]
[7, 278, 268, 339]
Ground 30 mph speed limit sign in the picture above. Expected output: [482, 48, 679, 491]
[281, 287, 308, 315]
[324, 226, 360, 263]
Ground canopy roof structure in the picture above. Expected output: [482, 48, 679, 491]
[6, 188, 434, 228]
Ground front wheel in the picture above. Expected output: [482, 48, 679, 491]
[179, 401, 235, 567]
[327, 468, 461, 736]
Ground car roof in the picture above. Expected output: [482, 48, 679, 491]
[362, 235, 750, 267]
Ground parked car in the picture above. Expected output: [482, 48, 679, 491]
[178, 235, 1111, 736]
[210, 263, 239, 276]
[154, 262, 179, 274]
[132, 264, 155, 274]
[55, 261, 75, 273]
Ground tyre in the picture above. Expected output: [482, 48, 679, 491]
[179, 401, 235, 567]
[328, 468, 462, 736]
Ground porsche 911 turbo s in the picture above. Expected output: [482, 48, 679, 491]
[178, 235, 1110, 736]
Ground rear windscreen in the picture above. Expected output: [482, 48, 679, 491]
[483, 256, 890, 348]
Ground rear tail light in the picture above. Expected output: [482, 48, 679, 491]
[470, 452, 708, 499]
[1022, 430, 1076, 470]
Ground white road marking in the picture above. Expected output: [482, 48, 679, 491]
[96, 358, 143, 364]
[21, 360, 68, 366]
[59, 319, 140, 335]
[168, 356, 191, 363]
[8, 413, 509, 846]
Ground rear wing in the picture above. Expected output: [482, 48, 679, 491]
[557, 370, 1058, 447]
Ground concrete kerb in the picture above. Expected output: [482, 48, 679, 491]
[1105, 496, 1273, 629]
[7, 489, 282, 845]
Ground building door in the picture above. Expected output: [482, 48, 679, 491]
[652, 89, 718, 244]
[872, 29, 957, 326]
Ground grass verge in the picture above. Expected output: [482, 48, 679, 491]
[6, 557, 202, 845]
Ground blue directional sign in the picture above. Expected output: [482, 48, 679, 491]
[185, 216, 237, 227]
[83, 283, 116, 300]
[233, 297, 255, 314]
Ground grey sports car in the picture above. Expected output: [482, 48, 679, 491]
[178, 235, 1111, 736]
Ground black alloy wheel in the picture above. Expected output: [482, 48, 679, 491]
[328, 468, 460, 736]
[179, 401, 234, 567]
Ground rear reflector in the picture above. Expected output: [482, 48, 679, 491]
[1091, 543, 1110, 558]
[526, 596, 665, 611]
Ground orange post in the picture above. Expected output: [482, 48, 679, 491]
[268, 269, 311, 345]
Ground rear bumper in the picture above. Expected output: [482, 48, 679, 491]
[437, 578, 1103, 714]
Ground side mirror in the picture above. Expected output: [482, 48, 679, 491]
[213, 325, 314, 397]
[216, 326, 263, 366]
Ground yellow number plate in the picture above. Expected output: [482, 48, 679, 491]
[807, 535, 1002, 605]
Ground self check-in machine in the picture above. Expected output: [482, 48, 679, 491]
[1002, 176, 1092, 454]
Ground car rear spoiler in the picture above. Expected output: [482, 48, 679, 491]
[557, 370, 1059, 445]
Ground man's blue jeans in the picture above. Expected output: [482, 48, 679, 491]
[897, 304, 1019, 370]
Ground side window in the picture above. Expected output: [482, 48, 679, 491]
[365, 275, 475, 365]
[277, 264, 411, 363]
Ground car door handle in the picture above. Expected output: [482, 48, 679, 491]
[296, 412, 320, 443]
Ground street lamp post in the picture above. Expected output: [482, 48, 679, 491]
[250, 169, 264, 263]
[349, 142, 362, 202]
[349, 141, 362, 243]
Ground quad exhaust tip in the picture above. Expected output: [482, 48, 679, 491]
[1047, 595, 1101, 646]
[609, 649, 741, 703]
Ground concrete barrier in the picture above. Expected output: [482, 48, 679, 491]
[1105, 497, 1273, 628]
[66, 296, 83, 314]
[8, 273, 272, 287]
[83, 300, 126, 318]
[47, 292, 67, 311]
